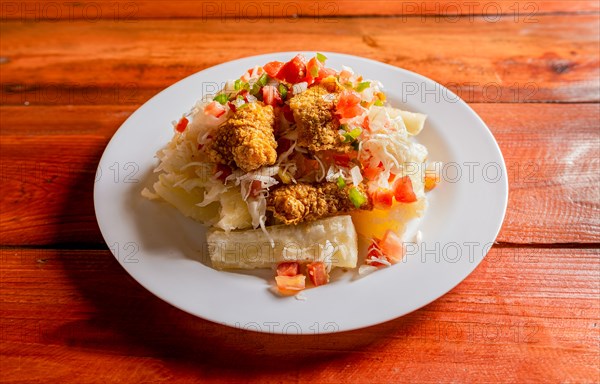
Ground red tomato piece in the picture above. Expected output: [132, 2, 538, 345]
[263, 61, 285, 78]
[363, 161, 384, 180]
[204, 101, 226, 118]
[318, 67, 337, 79]
[175, 117, 188, 133]
[304, 57, 323, 85]
[262, 85, 282, 107]
[306, 262, 329, 286]
[277, 54, 307, 84]
[393, 176, 418, 203]
[380, 230, 404, 263]
[275, 275, 306, 295]
[372, 189, 393, 209]
[336, 90, 363, 119]
[277, 262, 300, 277]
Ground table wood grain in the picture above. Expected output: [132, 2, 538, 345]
[1, 1, 599, 383]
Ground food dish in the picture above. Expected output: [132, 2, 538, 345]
[94, 52, 508, 333]
[142, 53, 438, 295]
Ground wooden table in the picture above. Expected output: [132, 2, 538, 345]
[1, 1, 599, 382]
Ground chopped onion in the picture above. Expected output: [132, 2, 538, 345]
[358, 265, 378, 276]
[292, 82, 308, 95]
[232, 98, 246, 108]
[350, 166, 363, 186]
[366, 256, 391, 267]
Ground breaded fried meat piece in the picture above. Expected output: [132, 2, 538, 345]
[206, 102, 277, 172]
[267, 181, 372, 225]
[289, 85, 348, 153]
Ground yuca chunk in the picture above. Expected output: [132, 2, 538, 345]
[267, 182, 372, 225]
[207, 215, 358, 270]
[289, 85, 347, 153]
[206, 102, 277, 172]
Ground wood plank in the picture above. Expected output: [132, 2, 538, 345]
[0, 247, 598, 383]
[1, 1, 597, 20]
[0, 103, 598, 246]
[1, 15, 598, 104]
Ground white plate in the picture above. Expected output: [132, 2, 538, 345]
[94, 52, 508, 334]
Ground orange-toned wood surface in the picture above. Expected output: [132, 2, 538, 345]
[2, 15, 599, 104]
[1, 2, 599, 383]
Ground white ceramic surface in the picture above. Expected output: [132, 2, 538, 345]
[94, 52, 508, 334]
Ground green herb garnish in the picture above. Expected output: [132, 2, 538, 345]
[278, 83, 288, 100]
[343, 127, 362, 142]
[213, 93, 229, 105]
[316, 53, 327, 63]
[349, 187, 367, 208]
[257, 73, 268, 87]
[310, 65, 319, 78]
[337, 176, 346, 189]
[355, 81, 371, 92]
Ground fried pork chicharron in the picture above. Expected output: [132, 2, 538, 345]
[206, 102, 277, 172]
[289, 85, 348, 153]
[267, 182, 372, 225]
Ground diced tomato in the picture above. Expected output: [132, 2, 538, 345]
[380, 230, 404, 263]
[215, 164, 232, 182]
[363, 162, 384, 180]
[363, 166, 383, 180]
[175, 117, 188, 133]
[372, 188, 393, 209]
[363, 167, 378, 180]
[204, 101, 226, 118]
[277, 262, 300, 277]
[304, 57, 323, 85]
[275, 275, 306, 296]
[318, 67, 337, 79]
[262, 85, 282, 107]
[227, 101, 236, 113]
[263, 61, 285, 78]
[367, 239, 387, 267]
[276, 137, 292, 156]
[282, 105, 295, 122]
[337, 90, 361, 109]
[249, 180, 262, 198]
[277, 54, 307, 84]
[393, 176, 418, 203]
[336, 90, 364, 119]
[388, 173, 396, 183]
[306, 262, 329, 286]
